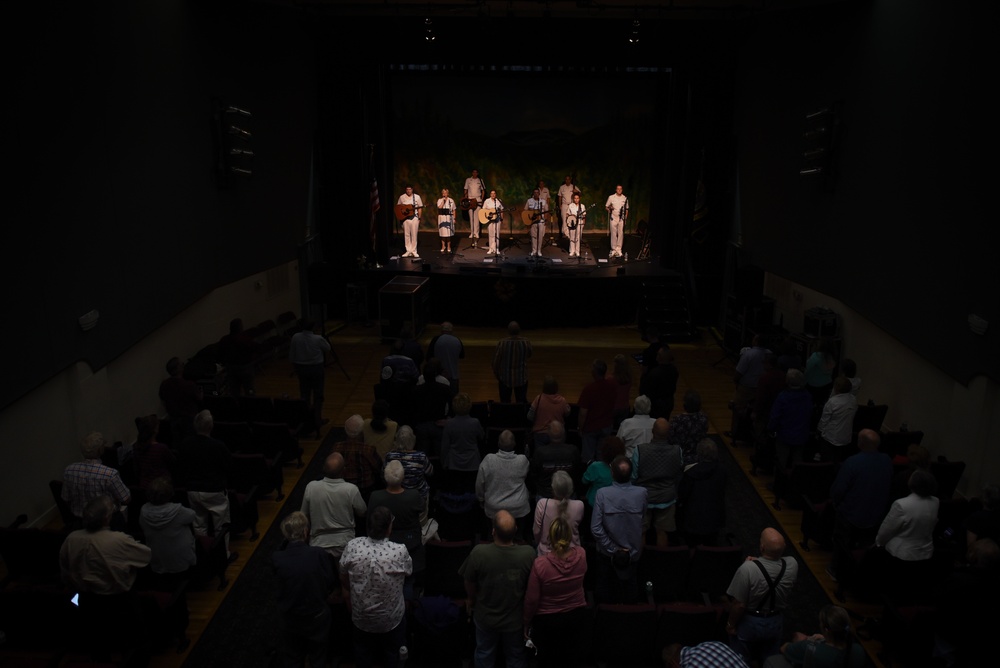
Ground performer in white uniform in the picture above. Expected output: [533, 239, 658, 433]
[397, 186, 422, 258]
[566, 192, 587, 258]
[605, 184, 629, 258]
[524, 188, 548, 258]
[437, 188, 456, 254]
[481, 190, 504, 256]
[463, 168, 486, 243]
[556, 175, 578, 236]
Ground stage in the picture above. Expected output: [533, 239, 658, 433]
[334, 231, 687, 337]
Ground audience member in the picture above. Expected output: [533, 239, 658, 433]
[803, 339, 836, 423]
[678, 439, 727, 547]
[460, 510, 536, 668]
[592, 455, 647, 603]
[385, 425, 434, 522]
[288, 320, 331, 436]
[582, 436, 626, 508]
[62, 431, 131, 528]
[663, 641, 749, 668]
[492, 320, 533, 403]
[440, 392, 485, 474]
[639, 346, 679, 420]
[725, 528, 799, 665]
[640, 327, 663, 374]
[667, 390, 709, 466]
[411, 357, 452, 454]
[132, 414, 176, 489]
[217, 317, 257, 397]
[272, 511, 336, 668]
[527, 375, 571, 447]
[301, 452, 367, 562]
[362, 399, 398, 462]
[528, 421, 580, 502]
[764, 604, 865, 668]
[965, 482, 1000, 545]
[140, 476, 196, 581]
[397, 324, 424, 369]
[728, 334, 770, 442]
[370, 460, 425, 598]
[427, 321, 464, 395]
[611, 354, 633, 430]
[533, 470, 584, 556]
[380, 338, 420, 386]
[767, 369, 813, 469]
[632, 417, 684, 546]
[177, 409, 235, 560]
[840, 358, 861, 397]
[753, 352, 785, 440]
[616, 394, 655, 459]
[523, 516, 588, 668]
[932, 538, 1000, 667]
[815, 376, 857, 462]
[158, 356, 203, 442]
[775, 337, 803, 373]
[476, 429, 531, 542]
[416, 356, 450, 387]
[577, 358, 618, 463]
[339, 506, 412, 668]
[333, 415, 383, 502]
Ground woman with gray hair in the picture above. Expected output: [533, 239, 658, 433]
[532, 470, 584, 556]
[369, 460, 425, 597]
[385, 425, 434, 518]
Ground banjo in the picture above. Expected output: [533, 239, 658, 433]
[564, 203, 597, 230]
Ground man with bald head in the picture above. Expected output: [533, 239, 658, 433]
[460, 509, 536, 668]
[333, 414, 383, 502]
[827, 428, 893, 586]
[631, 417, 684, 546]
[725, 527, 799, 664]
[301, 451, 367, 562]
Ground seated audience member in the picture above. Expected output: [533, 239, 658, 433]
[533, 471, 584, 556]
[440, 392, 485, 473]
[815, 377, 857, 463]
[158, 356, 203, 442]
[663, 641, 749, 668]
[139, 476, 195, 652]
[60, 495, 152, 660]
[965, 483, 1000, 546]
[528, 421, 581, 502]
[370, 460, 425, 598]
[385, 425, 434, 523]
[764, 604, 865, 668]
[523, 516, 588, 668]
[272, 512, 336, 668]
[767, 369, 813, 470]
[667, 389, 709, 466]
[476, 429, 532, 542]
[333, 414, 383, 503]
[62, 431, 131, 528]
[527, 375, 571, 447]
[678, 439, 728, 547]
[362, 399, 398, 462]
[616, 394, 655, 459]
[133, 414, 176, 489]
[611, 354, 633, 430]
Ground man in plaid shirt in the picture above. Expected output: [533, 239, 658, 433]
[62, 432, 131, 525]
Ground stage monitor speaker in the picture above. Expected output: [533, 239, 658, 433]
[734, 265, 765, 305]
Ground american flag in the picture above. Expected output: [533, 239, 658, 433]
[369, 177, 380, 251]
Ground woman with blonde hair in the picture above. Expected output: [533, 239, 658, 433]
[523, 516, 588, 668]
[533, 470, 584, 556]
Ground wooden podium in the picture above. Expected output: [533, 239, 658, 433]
[379, 276, 429, 339]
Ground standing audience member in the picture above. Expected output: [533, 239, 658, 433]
[667, 390, 709, 466]
[333, 415, 383, 503]
[476, 429, 531, 542]
[533, 470, 584, 556]
[272, 512, 336, 668]
[678, 439, 728, 547]
[577, 359, 618, 463]
[752, 353, 785, 442]
[411, 358, 452, 454]
[815, 377, 858, 462]
[288, 320, 331, 437]
[523, 516, 588, 668]
[767, 369, 813, 470]
[132, 414, 176, 489]
[639, 347, 679, 420]
[492, 321, 532, 403]
[62, 431, 131, 528]
[803, 339, 836, 425]
[528, 421, 580, 502]
[370, 461, 425, 599]
[728, 335, 770, 442]
[582, 436, 626, 508]
[301, 452, 367, 562]
[764, 604, 865, 668]
[632, 418, 684, 547]
[725, 528, 799, 666]
[177, 410, 235, 561]
[527, 375, 571, 448]
[397, 324, 424, 370]
[889, 444, 931, 502]
[840, 358, 861, 397]
[339, 506, 412, 668]
[217, 317, 257, 397]
[591, 455, 647, 604]
[616, 394, 655, 459]
[362, 399, 398, 462]
[385, 425, 435, 522]
[460, 510, 537, 668]
[440, 392, 485, 477]
[159, 356, 203, 442]
[427, 321, 465, 395]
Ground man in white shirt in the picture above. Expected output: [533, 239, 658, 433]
[464, 168, 486, 242]
[566, 192, 587, 258]
[481, 190, 504, 256]
[396, 185, 422, 259]
[524, 188, 548, 258]
[816, 377, 858, 462]
[605, 184, 629, 258]
[289, 320, 331, 434]
[556, 175, 578, 236]
[616, 394, 656, 458]
[301, 452, 367, 560]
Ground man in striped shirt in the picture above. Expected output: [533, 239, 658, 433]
[491, 321, 532, 404]
[62, 432, 131, 526]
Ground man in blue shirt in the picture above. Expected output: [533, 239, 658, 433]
[592, 455, 648, 603]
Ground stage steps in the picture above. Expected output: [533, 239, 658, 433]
[638, 276, 698, 343]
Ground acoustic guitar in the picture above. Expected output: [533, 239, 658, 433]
[394, 203, 425, 221]
[521, 207, 550, 226]
[460, 197, 480, 211]
[564, 203, 597, 230]
[478, 207, 503, 225]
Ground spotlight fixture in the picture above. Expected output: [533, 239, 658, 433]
[424, 18, 436, 42]
[628, 19, 640, 44]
